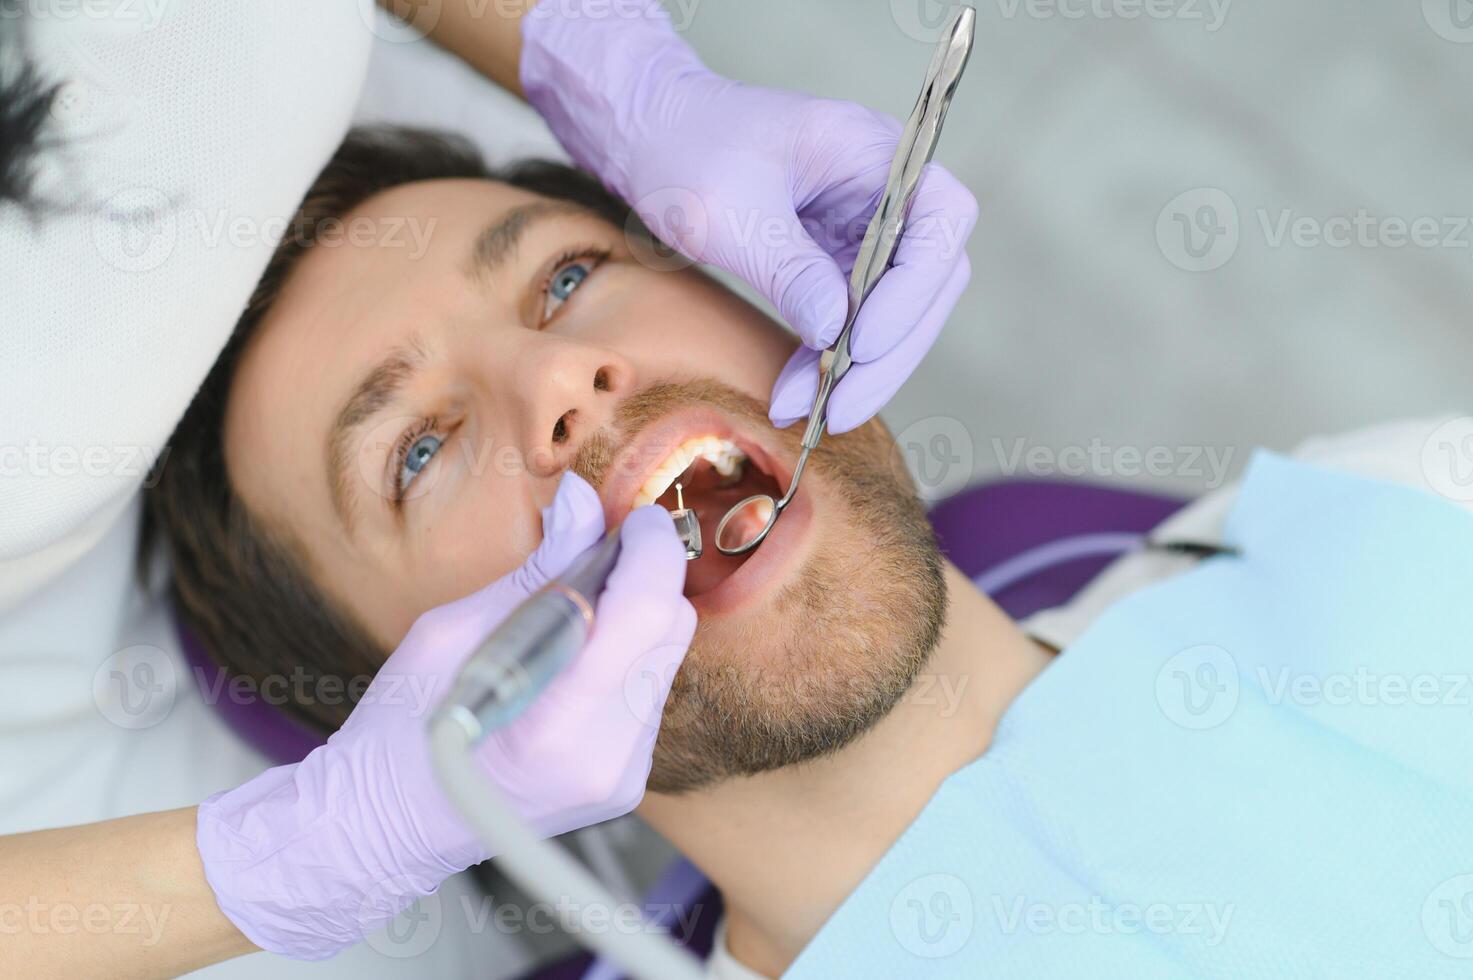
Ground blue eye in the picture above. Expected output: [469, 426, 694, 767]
[550, 262, 589, 300]
[543, 253, 604, 321]
[397, 433, 442, 495]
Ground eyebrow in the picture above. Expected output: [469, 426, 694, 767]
[465, 200, 585, 282]
[326, 335, 428, 531]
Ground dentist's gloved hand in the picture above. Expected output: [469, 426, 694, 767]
[196, 472, 695, 960]
[520, 0, 978, 434]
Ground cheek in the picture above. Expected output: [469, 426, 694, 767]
[582, 271, 797, 399]
[404, 492, 541, 622]
[342, 489, 542, 653]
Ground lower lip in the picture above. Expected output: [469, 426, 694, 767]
[686, 445, 813, 617]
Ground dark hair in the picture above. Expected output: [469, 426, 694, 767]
[1, 39, 61, 210]
[141, 126, 636, 735]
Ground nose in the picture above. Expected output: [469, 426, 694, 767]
[514, 335, 633, 478]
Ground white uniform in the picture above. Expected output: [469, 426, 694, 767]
[0, 3, 548, 976]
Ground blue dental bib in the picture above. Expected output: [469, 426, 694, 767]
[789, 452, 1473, 978]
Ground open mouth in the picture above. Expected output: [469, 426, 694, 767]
[636, 436, 784, 597]
[598, 410, 792, 601]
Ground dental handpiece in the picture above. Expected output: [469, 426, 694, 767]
[441, 507, 701, 740]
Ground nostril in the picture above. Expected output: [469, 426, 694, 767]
[552, 413, 571, 444]
[593, 368, 610, 392]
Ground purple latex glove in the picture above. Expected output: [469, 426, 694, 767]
[521, 0, 978, 434]
[196, 473, 695, 960]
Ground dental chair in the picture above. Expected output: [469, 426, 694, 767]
[173, 477, 1187, 977]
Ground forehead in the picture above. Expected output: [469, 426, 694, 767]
[220, 178, 549, 540]
[267, 178, 549, 336]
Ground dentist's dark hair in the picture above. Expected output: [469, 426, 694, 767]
[0, 33, 61, 210]
[140, 126, 638, 737]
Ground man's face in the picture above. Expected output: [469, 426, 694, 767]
[225, 177, 945, 792]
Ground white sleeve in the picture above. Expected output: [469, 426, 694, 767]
[0, 1, 372, 599]
[1022, 414, 1473, 650]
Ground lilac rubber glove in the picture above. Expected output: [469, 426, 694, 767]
[196, 472, 695, 960]
[520, 0, 979, 434]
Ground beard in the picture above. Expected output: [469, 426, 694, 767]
[573, 379, 948, 794]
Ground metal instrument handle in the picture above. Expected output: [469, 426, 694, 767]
[799, 6, 975, 451]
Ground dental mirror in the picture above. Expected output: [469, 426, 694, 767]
[714, 484, 783, 556]
[713, 6, 975, 557]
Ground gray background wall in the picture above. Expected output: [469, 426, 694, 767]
[683, 0, 1473, 497]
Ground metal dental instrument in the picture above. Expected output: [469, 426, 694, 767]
[671, 482, 702, 560]
[714, 6, 976, 557]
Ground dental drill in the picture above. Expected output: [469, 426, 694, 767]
[429, 10, 975, 979]
[428, 508, 704, 980]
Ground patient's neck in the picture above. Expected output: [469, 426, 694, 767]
[637, 561, 1052, 977]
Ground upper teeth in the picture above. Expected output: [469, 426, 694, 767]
[632, 436, 746, 509]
